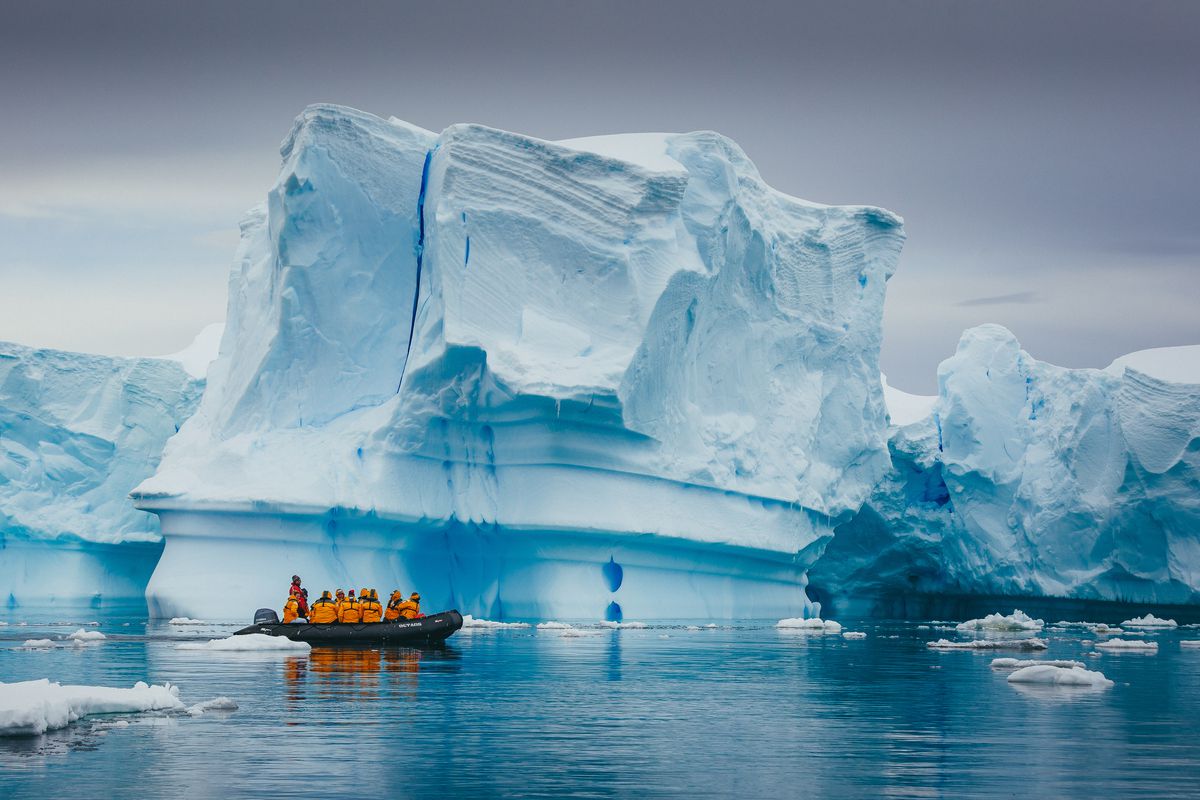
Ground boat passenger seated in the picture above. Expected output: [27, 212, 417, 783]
[282, 592, 303, 624]
[385, 590, 404, 622]
[361, 589, 383, 623]
[309, 590, 339, 623]
[397, 592, 421, 620]
[339, 589, 362, 623]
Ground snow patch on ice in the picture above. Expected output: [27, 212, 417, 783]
[1105, 343, 1200, 384]
[0, 679, 183, 736]
[157, 323, 225, 379]
[881, 374, 936, 426]
[1006, 664, 1113, 687]
[176, 634, 311, 652]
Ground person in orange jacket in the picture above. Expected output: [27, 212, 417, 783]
[282, 592, 302, 623]
[397, 592, 421, 620]
[339, 589, 362, 623]
[309, 590, 339, 624]
[360, 589, 383, 623]
[384, 590, 404, 622]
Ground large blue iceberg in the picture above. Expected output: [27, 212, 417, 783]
[809, 325, 1200, 615]
[132, 105, 905, 620]
[0, 342, 202, 607]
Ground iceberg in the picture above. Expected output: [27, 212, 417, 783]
[0, 679, 183, 736]
[132, 104, 905, 621]
[1006, 664, 1113, 688]
[0, 341, 202, 608]
[810, 324, 1200, 614]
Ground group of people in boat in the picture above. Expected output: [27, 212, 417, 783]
[282, 575, 422, 624]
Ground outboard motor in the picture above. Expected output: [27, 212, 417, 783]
[253, 607, 280, 625]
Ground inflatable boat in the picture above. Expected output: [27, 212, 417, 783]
[234, 608, 463, 645]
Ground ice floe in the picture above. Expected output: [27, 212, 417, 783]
[186, 697, 239, 716]
[536, 622, 572, 629]
[843, 632, 867, 639]
[956, 610, 1044, 632]
[990, 658, 1087, 670]
[777, 618, 842, 633]
[176, 633, 311, 652]
[1095, 639, 1158, 651]
[1120, 614, 1178, 628]
[0, 679, 183, 736]
[460, 615, 531, 630]
[1180, 641, 1200, 649]
[20, 639, 57, 649]
[927, 638, 1047, 650]
[599, 621, 649, 629]
[1006, 664, 1114, 688]
[168, 617, 209, 625]
[66, 629, 106, 642]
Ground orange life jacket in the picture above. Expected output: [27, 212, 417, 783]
[397, 599, 420, 620]
[361, 596, 383, 623]
[339, 597, 362, 623]
[309, 597, 338, 624]
[282, 595, 300, 623]
[384, 593, 404, 621]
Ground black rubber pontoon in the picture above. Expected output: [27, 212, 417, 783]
[234, 610, 463, 645]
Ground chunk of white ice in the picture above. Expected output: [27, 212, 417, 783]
[168, 618, 208, 625]
[956, 610, 1044, 632]
[927, 638, 1047, 650]
[66, 629, 106, 641]
[1006, 664, 1114, 687]
[1120, 614, 1178, 628]
[842, 632, 867, 639]
[990, 658, 1087, 670]
[186, 697, 239, 716]
[777, 618, 842, 632]
[176, 634, 311, 652]
[1095, 639, 1159, 651]
[20, 639, 57, 649]
[0, 679, 183, 736]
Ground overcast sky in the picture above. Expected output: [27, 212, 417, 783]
[1, 1, 1197, 391]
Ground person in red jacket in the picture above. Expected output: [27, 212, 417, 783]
[290, 575, 309, 617]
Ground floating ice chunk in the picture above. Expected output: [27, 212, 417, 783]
[460, 615, 531, 630]
[842, 632, 867, 639]
[599, 621, 648, 629]
[1095, 639, 1158, 651]
[186, 697, 239, 716]
[1120, 614, 1178, 628]
[990, 658, 1087, 670]
[1180, 640, 1200, 649]
[927, 638, 1047, 650]
[168, 618, 208, 625]
[0, 679, 183, 736]
[777, 618, 841, 632]
[67, 629, 106, 641]
[1006, 665, 1114, 687]
[21, 639, 57, 649]
[176, 634, 311, 652]
[956, 610, 1044, 632]
[704, 624, 718, 629]
[686, 626, 701, 631]
[536, 622, 572, 629]
[559, 628, 603, 638]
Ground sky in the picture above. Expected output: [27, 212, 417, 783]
[1, 1, 1197, 392]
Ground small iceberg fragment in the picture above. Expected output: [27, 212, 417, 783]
[176, 634, 311, 652]
[599, 621, 648, 629]
[990, 658, 1086, 670]
[777, 618, 842, 633]
[1006, 664, 1114, 688]
[66, 629, 106, 642]
[927, 638, 1047, 650]
[686, 625, 701, 631]
[1095, 639, 1158, 651]
[1180, 641, 1200, 649]
[168, 617, 208, 625]
[956, 610, 1044, 632]
[842, 632, 867, 639]
[1120, 614, 1178, 629]
[186, 697, 239, 716]
[460, 615, 530, 629]
[20, 639, 57, 649]
[536, 622, 572, 629]
[0, 679, 183, 736]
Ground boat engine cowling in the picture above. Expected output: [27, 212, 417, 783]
[253, 607, 280, 625]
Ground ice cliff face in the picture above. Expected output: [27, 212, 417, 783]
[134, 104, 904, 619]
[0, 343, 202, 606]
[810, 325, 1200, 613]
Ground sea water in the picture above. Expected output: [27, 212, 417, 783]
[2, 611, 1199, 798]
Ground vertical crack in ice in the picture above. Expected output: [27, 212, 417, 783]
[396, 146, 435, 393]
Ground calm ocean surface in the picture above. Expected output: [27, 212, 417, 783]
[2, 610, 1199, 799]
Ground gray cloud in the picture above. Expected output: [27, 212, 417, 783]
[956, 292, 1040, 308]
[1, 0, 1198, 389]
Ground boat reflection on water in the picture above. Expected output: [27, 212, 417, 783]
[283, 645, 459, 705]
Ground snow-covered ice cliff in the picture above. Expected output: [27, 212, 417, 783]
[133, 104, 905, 620]
[0, 342, 202, 606]
[809, 325, 1200, 614]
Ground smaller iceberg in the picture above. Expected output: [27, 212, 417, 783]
[777, 618, 842, 633]
[927, 638, 1047, 650]
[990, 658, 1086, 670]
[0, 679, 183, 736]
[956, 610, 1044, 632]
[1006, 664, 1113, 688]
[1120, 614, 1178, 628]
[1095, 639, 1158, 651]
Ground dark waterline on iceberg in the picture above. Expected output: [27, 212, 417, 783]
[3, 610, 1200, 798]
